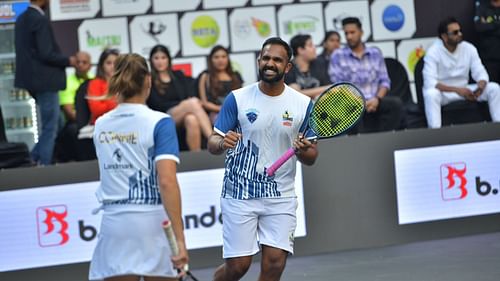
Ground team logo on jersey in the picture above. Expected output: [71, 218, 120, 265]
[113, 148, 123, 162]
[98, 131, 138, 144]
[104, 148, 133, 170]
[282, 110, 293, 127]
[245, 108, 259, 123]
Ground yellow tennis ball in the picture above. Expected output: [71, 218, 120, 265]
[191, 15, 220, 48]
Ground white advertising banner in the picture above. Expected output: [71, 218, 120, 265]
[78, 17, 130, 64]
[0, 166, 307, 272]
[367, 41, 396, 59]
[230, 52, 258, 86]
[252, 0, 293, 6]
[50, 0, 100, 21]
[396, 37, 435, 81]
[409, 82, 417, 104]
[324, 0, 371, 44]
[370, 0, 416, 41]
[129, 14, 180, 59]
[152, 0, 200, 13]
[203, 0, 247, 9]
[229, 6, 277, 52]
[394, 140, 500, 225]
[102, 0, 151, 17]
[179, 10, 229, 56]
[277, 3, 325, 46]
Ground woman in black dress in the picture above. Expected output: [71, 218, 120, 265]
[147, 45, 212, 151]
[197, 45, 243, 123]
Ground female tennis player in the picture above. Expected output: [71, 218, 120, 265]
[89, 53, 188, 281]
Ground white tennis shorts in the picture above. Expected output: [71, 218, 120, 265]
[88, 204, 177, 280]
[220, 197, 298, 258]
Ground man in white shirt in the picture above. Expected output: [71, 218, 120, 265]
[207, 37, 318, 281]
[423, 17, 500, 128]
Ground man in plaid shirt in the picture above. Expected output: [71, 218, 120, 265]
[329, 17, 403, 133]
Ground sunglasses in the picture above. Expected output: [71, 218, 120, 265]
[447, 29, 462, 36]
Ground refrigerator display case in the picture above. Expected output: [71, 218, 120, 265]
[0, 1, 37, 149]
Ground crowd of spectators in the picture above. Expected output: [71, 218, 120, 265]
[12, 2, 500, 165]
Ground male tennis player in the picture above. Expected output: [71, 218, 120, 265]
[207, 37, 318, 281]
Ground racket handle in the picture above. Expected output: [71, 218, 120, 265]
[162, 220, 179, 255]
[266, 148, 296, 176]
[163, 220, 191, 274]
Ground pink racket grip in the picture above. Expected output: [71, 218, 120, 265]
[266, 148, 296, 176]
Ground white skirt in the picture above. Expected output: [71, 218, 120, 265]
[88, 204, 177, 280]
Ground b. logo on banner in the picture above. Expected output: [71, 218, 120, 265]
[36, 205, 70, 247]
[440, 163, 467, 201]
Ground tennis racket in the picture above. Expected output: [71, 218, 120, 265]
[162, 220, 199, 281]
[266, 82, 365, 176]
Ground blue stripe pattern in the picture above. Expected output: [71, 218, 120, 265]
[222, 125, 279, 199]
[111, 147, 161, 205]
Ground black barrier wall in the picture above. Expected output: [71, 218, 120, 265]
[2, 122, 500, 280]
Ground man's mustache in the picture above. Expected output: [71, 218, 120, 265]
[262, 66, 278, 72]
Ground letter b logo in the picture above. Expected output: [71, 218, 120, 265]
[36, 205, 69, 247]
[440, 163, 468, 201]
[79, 220, 97, 241]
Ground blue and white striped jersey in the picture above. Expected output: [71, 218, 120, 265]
[93, 103, 179, 205]
[214, 82, 313, 199]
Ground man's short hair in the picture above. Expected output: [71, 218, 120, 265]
[341, 17, 362, 29]
[290, 34, 312, 57]
[438, 17, 459, 36]
[261, 37, 293, 62]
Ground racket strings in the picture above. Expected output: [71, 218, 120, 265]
[310, 85, 364, 137]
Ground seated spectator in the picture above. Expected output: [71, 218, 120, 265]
[423, 17, 500, 128]
[197, 45, 243, 123]
[285, 34, 331, 99]
[474, 0, 500, 83]
[60, 52, 93, 123]
[74, 79, 96, 161]
[147, 44, 212, 151]
[55, 51, 93, 162]
[86, 49, 119, 125]
[73, 49, 118, 161]
[316, 31, 341, 83]
[330, 17, 403, 133]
